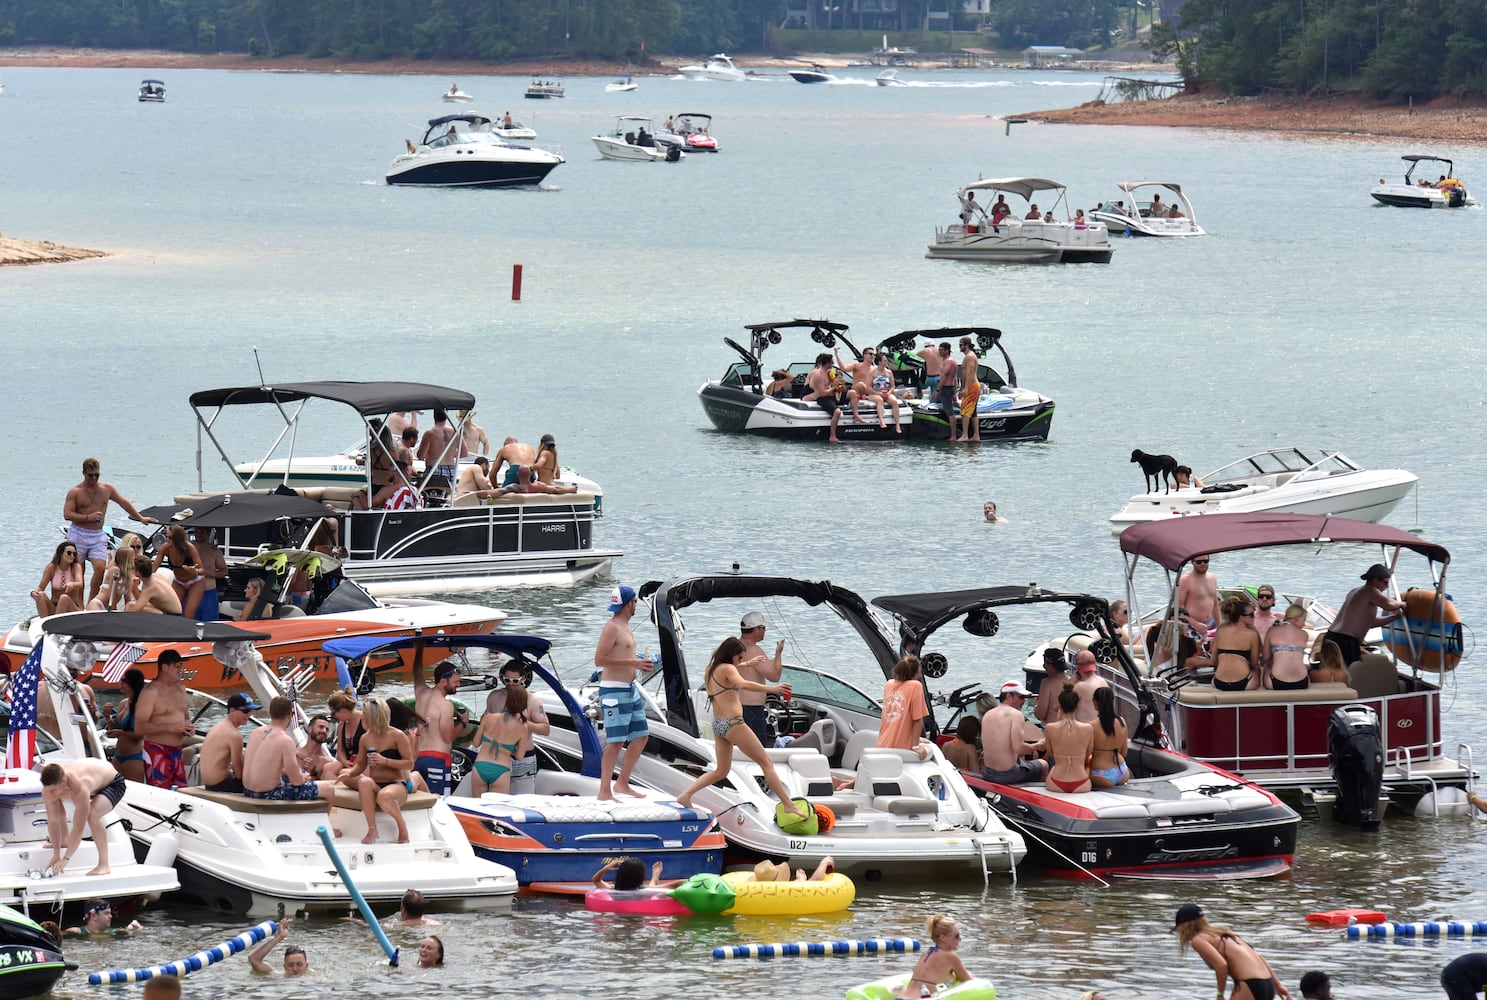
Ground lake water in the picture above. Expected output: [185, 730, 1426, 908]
[3, 63, 1487, 999]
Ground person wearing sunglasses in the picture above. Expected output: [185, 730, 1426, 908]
[1251, 586, 1282, 641]
[483, 664, 549, 794]
[31, 540, 85, 616]
[1177, 555, 1220, 637]
[63, 456, 158, 605]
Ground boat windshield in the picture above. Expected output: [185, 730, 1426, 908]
[1204, 447, 1349, 483]
[780, 665, 881, 713]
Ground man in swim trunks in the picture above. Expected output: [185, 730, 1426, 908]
[63, 457, 158, 604]
[135, 649, 194, 789]
[980, 681, 1047, 785]
[126, 557, 182, 615]
[916, 337, 942, 398]
[1325, 563, 1406, 667]
[494, 436, 537, 486]
[1177, 555, 1220, 640]
[484, 663, 550, 794]
[593, 585, 656, 800]
[956, 337, 982, 442]
[803, 353, 847, 444]
[191, 526, 228, 621]
[417, 408, 460, 484]
[41, 758, 127, 876]
[936, 343, 960, 440]
[413, 655, 462, 797]
[242, 696, 336, 803]
[200, 693, 259, 792]
[736, 611, 784, 744]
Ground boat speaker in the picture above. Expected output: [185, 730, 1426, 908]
[976, 330, 1001, 353]
[1069, 601, 1104, 631]
[920, 652, 949, 678]
[962, 610, 999, 637]
[1087, 638, 1118, 664]
[768, 330, 782, 344]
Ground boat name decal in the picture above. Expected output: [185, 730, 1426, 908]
[788, 838, 807, 851]
[540, 525, 569, 533]
[0, 948, 46, 966]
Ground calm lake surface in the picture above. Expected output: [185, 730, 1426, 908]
[3, 62, 1486, 999]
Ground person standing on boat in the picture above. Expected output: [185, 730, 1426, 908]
[63, 457, 158, 604]
[736, 611, 784, 744]
[956, 337, 981, 442]
[1175, 903, 1292, 1000]
[134, 649, 194, 789]
[190, 526, 227, 621]
[484, 661, 550, 794]
[936, 343, 960, 440]
[959, 189, 984, 228]
[417, 409, 460, 485]
[1324, 564, 1405, 667]
[916, 338, 942, 398]
[1178, 555, 1220, 635]
[804, 353, 847, 444]
[40, 759, 127, 876]
[459, 411, 490, 460]
[412, 653, 462, 797]
[980, 681, 1047, 785]
[593, 585, 656, 800]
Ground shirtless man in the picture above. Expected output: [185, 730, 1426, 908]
[956, 337, 981, 442]
[417, 409, 460, 485]
[803, 353, 847, 444]
[737, 611, 784, 744]
[1177, 555, 1220, 636]
[834, 345, 886, 428]
[412, 658, 461, 797]
[485, 662, 550, 794]
[1324, 563, 1406, 666]
[979, 681, 1047, 785]
[248, 918, 312, 976]
[199, 693, 258, 792]
[126, 557, 182, 615]
[41, 758, 127, 876]
[494, 436, 537, 487]
[297, 714, 343, 779]
[593, 585, 656, 800]
[459, 410, 490, 459]
[133, 649, 195, 789]
[386, 411, 419, 438]
[190, 527, 228, 621]
[916, 337, 942, 398]
[1033, 648, 1069, 724]
[242, 696, 335, 803]
[1070, 650, 1109, 723]
[396, 428, 420, 484]
[64, 457, 158, 603]
[936, 343, 960, 440]
[454, 456, 508, 502]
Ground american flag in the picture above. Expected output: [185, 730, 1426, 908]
[4, 645, 42, 770]
[101, 642, 146, 684]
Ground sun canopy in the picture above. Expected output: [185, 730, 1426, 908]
[323, 633, 552, 661]
[1117, 180, 1183, 194]
[189, 382, 475, 417]
[873, 587, 1102, 635]
[41, 612, 269, 642]
[958, 177, 1068, 202]
[1118, 513, 1450, 571]
[142, 492, 336, 527]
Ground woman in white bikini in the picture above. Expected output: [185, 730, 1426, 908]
[674, 637, 807, 819]
[88, 534, 143, 611]
[1262, 603, 1312, 690]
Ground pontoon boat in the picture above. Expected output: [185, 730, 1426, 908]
[928, 178, 1113, 263]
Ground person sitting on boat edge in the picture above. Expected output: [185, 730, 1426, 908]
[1089, 687, 1129, 788]
[943, 716, 981, 773]
[803, 353, 848, 444]
[1034, 648, 1069, 724]
[766, 368, 794, 398]
[980, 680, 1047, 785]
[1174, 464, 1205, 489]
[1309, 639, 1350, 686]
[243, 696, 337, 804]
[1071, 649, 1109, 723]
[751, 856, 835, 882]
[31, 540, 84, 617]
[1072, 208, 1088, 229]
[1044, 684, 1093, 794]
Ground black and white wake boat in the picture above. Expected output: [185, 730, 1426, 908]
[871, 588, 1299, 880]
[1370, 155, 1475, 208]
[386, 114, 564, 188]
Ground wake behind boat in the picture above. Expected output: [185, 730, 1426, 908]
[1370, 155, 1475, 208]
[1091, 181, 1205, 236]
[928, 178, 1113, 263]
[386, 114, 563, 188]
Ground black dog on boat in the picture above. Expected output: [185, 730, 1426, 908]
[1131, 449, 1179, 494]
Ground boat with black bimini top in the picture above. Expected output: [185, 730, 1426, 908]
[871, 587, 1299, 881]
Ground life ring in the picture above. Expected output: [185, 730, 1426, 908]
[847, 973, 998, 1000]
[1306, 908, 1388, 927]
[719, 871, 856, 916]
[584, 887, 691, 916]
[1382, 588, 1463, 671]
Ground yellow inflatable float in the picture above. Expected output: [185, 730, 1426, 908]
[720, 870, 856, 916]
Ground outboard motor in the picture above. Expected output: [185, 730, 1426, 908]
[1448, 187, 1466, 207]
[664, 146, 682, 163]
[1329, 704, 1384, 829]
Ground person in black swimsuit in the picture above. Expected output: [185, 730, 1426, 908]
[1176, 903, 1293, 1000]
[1212, 596, 1262, 692]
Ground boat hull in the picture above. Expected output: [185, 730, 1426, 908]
[906, 397, 1054, 442]
[927, 222, 1113, 263]
[386, 153, 561, 188]
[789, 71, 834, 84]
[592, 137, 669, 161]
[1109, 473, 1418, 532]
[1370, 185, 1475, 208]
[698, 384, 908, 441]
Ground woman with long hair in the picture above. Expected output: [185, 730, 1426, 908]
[1174, 904, 1292, 1000]
[1089, 686, 1129, 788]
[1212, 595, 1263, 691]
[153, 523, 206, 618]
[1263, 603, 1312, 690]
[531, 434, 578, 493]
[1310, 639, 1351, 685]
[31, 540, 85, 616]
[329, 688, 365, 769]
[471, 684, 531, 794]
[338, 698, 415, 844]
[675, 637, 807, 819]
[1044, 684, 1093, 794]
[107, 668, 148, 783]
[88, 534, 143, 611]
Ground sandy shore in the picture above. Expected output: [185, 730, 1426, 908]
[0, 235, 107, 267]
[1018, 91, 1487, 146]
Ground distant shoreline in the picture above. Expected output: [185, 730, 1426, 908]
[0, 236, 107, 267]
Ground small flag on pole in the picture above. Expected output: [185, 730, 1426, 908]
[102, 642, 146, 684]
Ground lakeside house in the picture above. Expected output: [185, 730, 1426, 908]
[1022, 45, 1086, 67]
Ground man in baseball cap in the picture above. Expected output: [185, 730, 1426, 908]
[200, 693, 260, 793]
[1323, 564, 1406, 668]
[1071, 649, 1108, 723]
[594, 584, 654, 800]
[608, 585, 637, 613]
[978, 680, 1046, 786]
[737, 612, 783, 743]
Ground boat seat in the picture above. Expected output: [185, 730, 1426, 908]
[451, 492, 482, 507]
[855, 752, 938, 815]
[840, 729, 880, 771]
[783, 751, 841, 800]
[1176, 682, 1358, 706]
[1349, 653, 1404, 698]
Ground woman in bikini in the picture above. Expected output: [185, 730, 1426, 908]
[1212, 595, 1262, 691]
[471, 685, 531, 794]
[1089, 687, 1129, 788]
[895, 915, 974, 1000]
[531, 434, 579, 493]
[1263, 603, 1312, 690]
[1175, 903, 1293, 1000]
[1044, 684, 1093, 794]
[31, 540, 85, 617]
[338, 698, 415, 844]
[1310, 639, 1350, 685]
[153, 524, 206, 619]
[869, 354, 904, 432]
[106, 668, 148, 783]
[88, 534, 143, 611]
[329, 688, 366, 771]
[674, 636, 807, 819]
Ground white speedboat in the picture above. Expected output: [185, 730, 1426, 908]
[386, 114, 564, 188]
[1108, 448, 1418, 533]
[1370, 155, 1475, 208]
[524, 78, 564, 99]
[789, 64, 836, 84]
[1091, 181, 1206, 236]
[654, 112, 719, 153]
[137, 78, 165, 102]
[927, 178, 1114, 263]
[441, 85, 474, 103]
[489, 118, 538, 140]
[677, 53, 747, 82]
[535, 574, 1027, 881]
[185, 380, 619, 595]
[875, 70, 909, 86]
[605, 74, 637, 93]
[592, 117, 682, 161]
[28, 615, 520, 918]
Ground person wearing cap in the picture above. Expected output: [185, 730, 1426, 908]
[484, 661, 550, 795]
[1071, 649, 1109, 724]
[41, 759, 127, 877]
[803, 353, 848, 443]
[594, 585, 656, 800]
[916, 337, 942, 399]
[766, 368, 794, 398]
[980, 680, 1047, 786]
[1174, 903, 1292, 1000]
[1298, 971, 1333, 999]
[532, 433, 578, 492]
[1440, 953, 1487, 999]
[135, 648, 194, 790]
[737, 611, 785, 743]
[1324, 564, 1406, 668]
[413, 653, 464, 797]
[242, 696, 336, 804]
[199, 692, 260, 793]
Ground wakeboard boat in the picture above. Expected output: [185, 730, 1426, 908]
[871, 587, 1299, 880]
[678, 54, 747, 82]
[927, 178, 1113, 263]
[592, 117, 682, 161]
[876, 70, 909, 86]
[1117, 513, 1473, 821]
[1370, 155, 1475, 208]
[1108, 448, 1418, 533]
[137, 79, 165, 102]
[1091, 181, 1206, 236]
[386, 114, 564, 188]
[789, 64, 836, 84]
[441, 84, 474, 102]
[532, 574, 1028, 881]
[655, 113, 719, 153]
